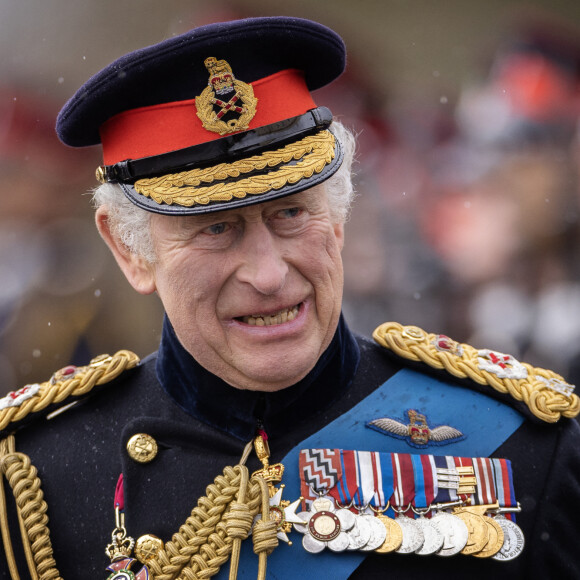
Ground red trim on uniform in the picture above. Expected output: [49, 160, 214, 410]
[100, 69, 316, 165]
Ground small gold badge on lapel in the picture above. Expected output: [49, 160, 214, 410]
[195, 57, 258, 135]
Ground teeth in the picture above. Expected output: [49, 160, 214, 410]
[242, 306, 299, 326]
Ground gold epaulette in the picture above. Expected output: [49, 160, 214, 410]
[0, 350, 140, 433]
[373, 322, 580, 423]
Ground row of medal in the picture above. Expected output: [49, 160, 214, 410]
[292, 496, 524, 560]
[293, 449, 524, 561]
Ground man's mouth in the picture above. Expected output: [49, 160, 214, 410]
[239, 305, 300, 326]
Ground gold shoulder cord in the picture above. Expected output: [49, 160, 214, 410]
[0, 351, 279, 580]
[0, 351, 140, 433]
[373, 321, 580, 423]
[0, 350, 140, 580]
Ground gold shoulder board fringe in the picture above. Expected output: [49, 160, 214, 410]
[373, 322, 580, 423]
[0, 350, 140, 433]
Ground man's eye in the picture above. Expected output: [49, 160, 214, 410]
[204, 222, 229, 235]
[278, 207, 302, 219]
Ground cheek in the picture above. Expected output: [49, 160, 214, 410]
[155, 254, 232, 325]
[302, 226, 344, 297]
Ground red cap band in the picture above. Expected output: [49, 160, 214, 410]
[100, 69, 316, 165]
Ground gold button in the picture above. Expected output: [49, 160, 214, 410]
[135, 534, 164, 564]
[126, 433, 158, 463]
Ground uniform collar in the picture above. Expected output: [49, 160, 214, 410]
[156, 314, 360, 441]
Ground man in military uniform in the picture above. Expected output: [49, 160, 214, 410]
[1, 16, 579, 580]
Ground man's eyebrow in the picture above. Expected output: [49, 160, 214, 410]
[177, 212, 235, 227]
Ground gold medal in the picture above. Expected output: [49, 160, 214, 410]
[472, 516, 505, 558]
[374, 514, 403, 553]
[453, 508, 489, 555]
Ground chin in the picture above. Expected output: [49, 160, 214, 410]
[234, 358, 316, 392]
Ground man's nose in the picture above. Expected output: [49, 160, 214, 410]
[235, 223, 289, 295]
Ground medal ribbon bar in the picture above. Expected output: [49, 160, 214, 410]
[300, 450, 519, 516]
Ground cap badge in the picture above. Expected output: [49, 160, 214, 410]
[195, 57, 258, 135]
[367, 409, 465, 448]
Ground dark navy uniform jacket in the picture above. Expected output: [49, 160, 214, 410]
[2, 316, 579, 578]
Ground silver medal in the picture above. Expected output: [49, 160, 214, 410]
[359, 514, 388, 551]
[414, 516, 444, 555]
[327, 532, 351, 552]
[302, 533, 326, 554]
[492, 516, 525, 561]
[395, 514, 425, 554]
[328, 508, 356, 552]
[430, 511, 469, 556]
[346, 514, 372, 550]
[335, 507, 356, 532]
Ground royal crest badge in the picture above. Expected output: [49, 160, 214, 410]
[195, 57, 258, 135]
[367, 409, 465, 448]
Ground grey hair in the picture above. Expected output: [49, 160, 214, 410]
[327, 121, 357, 223]
[92, 182, 157, 262]
[92, 120, 356, 262]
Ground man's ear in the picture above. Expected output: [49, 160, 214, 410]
[95, 206, 157, 295]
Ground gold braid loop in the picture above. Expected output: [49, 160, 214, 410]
[250, 475, 278, 557]
[373, 321, 580, 423]
[251, 518, 278, 556]
[0, 435, 62, 580]
[224, 502, 253, 541]
[0, 350, 140, 432]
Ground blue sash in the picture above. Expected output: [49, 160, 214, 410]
[217, 368, 524, 579]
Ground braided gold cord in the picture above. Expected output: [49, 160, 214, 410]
[0, 350, 140, 432]
[0, 436, 61, 580]
[373, 322, 580, 423]
[148, 465, 264, 580]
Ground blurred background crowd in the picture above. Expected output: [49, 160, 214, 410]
[2, 0, 580, 395]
